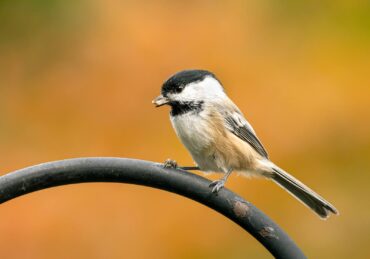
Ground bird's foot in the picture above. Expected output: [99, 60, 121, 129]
[163, 159, 178, 169]
[209, 179, 225, 193]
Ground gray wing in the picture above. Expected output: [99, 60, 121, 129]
[224, 111, 269, 159]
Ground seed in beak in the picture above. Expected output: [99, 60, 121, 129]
[152, 95, 169, 107]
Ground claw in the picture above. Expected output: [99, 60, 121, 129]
[163, 159, 178, 168]
[209, 179, 225, 193]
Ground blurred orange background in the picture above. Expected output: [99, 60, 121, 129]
[0, 0, 369, 258]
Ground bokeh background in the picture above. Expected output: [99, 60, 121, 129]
[0, 0, 369, 258]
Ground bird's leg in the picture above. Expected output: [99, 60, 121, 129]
[209, 168, 233, 193]
[179, 166, 200, 170]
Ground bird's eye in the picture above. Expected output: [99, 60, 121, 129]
[178, 85, 184, 90]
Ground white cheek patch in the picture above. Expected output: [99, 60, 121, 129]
[178, 86, 198, 100]
[175, 76, 226, 102]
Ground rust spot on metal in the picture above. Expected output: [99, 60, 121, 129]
[259, 226, 279, 240]
[233, 200, 250, 218]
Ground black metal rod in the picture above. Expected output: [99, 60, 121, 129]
[0, 157, 305, 259]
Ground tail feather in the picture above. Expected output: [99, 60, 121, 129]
[271, 166, 338, 219]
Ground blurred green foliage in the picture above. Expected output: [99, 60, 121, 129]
[0, 0, 88, 44]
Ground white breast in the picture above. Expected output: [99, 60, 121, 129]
[170, 113, 210, 153]
[170, 112, 220, 171]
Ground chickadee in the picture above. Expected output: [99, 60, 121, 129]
[153, 69, 338, 219]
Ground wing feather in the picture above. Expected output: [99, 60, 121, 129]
[224, 111, 269, 159]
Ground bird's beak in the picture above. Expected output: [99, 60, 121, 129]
[152, 95, 169, 107]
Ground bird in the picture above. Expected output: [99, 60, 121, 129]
[153, 69, 338, 219]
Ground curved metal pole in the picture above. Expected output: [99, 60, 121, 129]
[0, 157, 305, 259]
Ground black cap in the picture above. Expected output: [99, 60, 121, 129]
[161, 69, 218, 96]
